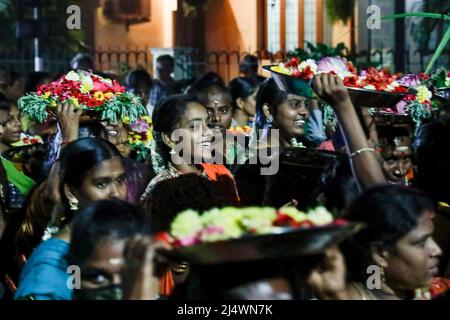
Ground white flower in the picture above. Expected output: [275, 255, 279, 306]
[364, 84, 377, 90]
[170, 210, 203, 239]
[445, 76, 450, 87]
[306, 206, 334, 226]
[65, 71, 80, 82]
[299, 59, 318, 74]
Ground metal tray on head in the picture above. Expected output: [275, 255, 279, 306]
[158, 222, 364, 265]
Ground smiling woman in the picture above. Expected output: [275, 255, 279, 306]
[142, 94, 240, 214]
[14, 138, 127, 300]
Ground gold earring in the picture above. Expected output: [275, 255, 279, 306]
[69, 198, 79, 211]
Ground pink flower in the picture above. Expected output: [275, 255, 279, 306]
[398, 74, 421, 87]
[92, 80, 109, 93]
[179, 236, 200, 246]
[395, 100, 408, 114]
[130, 118, 150, 133]
[317, 56, 350, 78]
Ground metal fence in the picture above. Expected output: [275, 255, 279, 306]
[0, 46, 448, 83]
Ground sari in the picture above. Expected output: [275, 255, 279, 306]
[15, 238, 71, 300]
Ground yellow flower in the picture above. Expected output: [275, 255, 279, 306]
[80, 82, 93, 93]
[142, 116, 151, 123]
[93, 91, 105, 101]
[41, 92, 51, 99]
[122, 116, 130, 124]
[70, 97, 79, 107]
[416, 85, 432, 104]
[104, 92, 115, 100]
[50, 100, 57, 108]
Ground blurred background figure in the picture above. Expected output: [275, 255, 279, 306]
[70, 53, 95, 72]
[239, 55, 266, 84]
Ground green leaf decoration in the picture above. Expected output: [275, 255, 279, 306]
[100, 92, 146, 124]
[18, 94, 51, 123]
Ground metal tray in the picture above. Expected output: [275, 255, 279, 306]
[159, 222, 364, 265]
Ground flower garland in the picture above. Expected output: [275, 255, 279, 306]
[18, 70, 147, 124]
[161, 206, 345, 247]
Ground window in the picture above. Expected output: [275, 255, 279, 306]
[267, 0, 281, 52]
[303, 0, 317, 45]
[265, 0, 321, 52]
[285, 0, 299, 51]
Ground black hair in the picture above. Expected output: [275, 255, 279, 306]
[24, 71, 52, 94]
[193, 82, 232, 107]
[0, 92, 12, 113]
[228, 77, 259, 110]
[343, 185, 435, 282]
[156, 54, 175, 67]
[186, 72, 225, 94]
[255, 78, 288, 131]
[319, 155, 360, 213]
[124, 69, 153, 90]
[142, 174, 231, 234]
[70, 53, 94, 71]
[68, 200, 149, 266]
[58, 138, 123, 225]
[376, 125, 411, 140]
[414, 116, 450, 203]
[239, 55, 259, 75]
[186, 258, 298, 300]
[152, 94, 198, 166]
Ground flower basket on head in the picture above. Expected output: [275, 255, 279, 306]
[263, 58, 318, 98]
[18, 70, 147, 124]
[156, 206, 364, 265]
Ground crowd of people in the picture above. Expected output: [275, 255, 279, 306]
[0, 52, 449, 301]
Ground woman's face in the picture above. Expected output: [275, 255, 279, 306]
[242, 88, 258, 118]
[384, 210, 442, 291]
[379, 136, 413, 185]
[0, 106, 21, 145]
[272, 94, 310, 140]
[170, 102, 214, 163]
[104, 123, 131, 157]
[73, 157, 127, 208]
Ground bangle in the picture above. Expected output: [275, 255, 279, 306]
[350, 147, 375, 159]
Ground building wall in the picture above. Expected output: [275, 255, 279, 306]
[204, 0, 258, 52]
[94, 0, 175, 50]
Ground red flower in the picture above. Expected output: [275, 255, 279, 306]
[392, 86, 408, 93]
[343, 76, 358, 87]
[153, 232, 173, 245]
[111, 80, 125, 93]
[285, 57, 300, 68]
[347, 62, 357, 74]
[418, 72, 430, 81]
[296, 65, 314, 80]
[404, 94, 417, 101]
[273, 213, 297, 227]
[92, 77, 109, 92]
